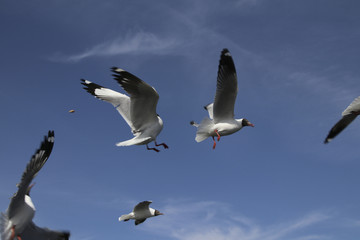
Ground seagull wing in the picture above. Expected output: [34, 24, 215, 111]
[81, 79, 134, 130]
[112, 68, 159, 131]
[213, 49, 238, 123]
[8, 131, 55, 218]
[325, 113, 358, 143]
[324, 96, 360, 143]
[133, 201, 152, 212]
[135, 219, 147, 225]
[21, 221, 70, 240]
[204, 103, 214, 119]
[342, 96, 360, 116]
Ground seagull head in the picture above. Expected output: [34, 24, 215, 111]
[154, 209, 164, 216]
[242, 118, 254, 127]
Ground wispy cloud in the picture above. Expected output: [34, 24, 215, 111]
[141, 199, 332, 240]
[50, 31, 179, 62]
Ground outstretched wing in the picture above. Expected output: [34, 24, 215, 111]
[204, 103, 214, 119]
[21, 221, 70, 240]
[133, 201, 152, 212]
[8, 131, 55, 218]
[342, 96, 360, 116]
[213, 49, 238, 123]
[81, 79, 134, 130]
[324, 96, 360, 143]
[111, 67, 159, 131]
[135, 218, 147, 225]
[324, 113, 358, 143]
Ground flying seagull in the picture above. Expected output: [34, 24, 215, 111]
[0, 131, 70, 240]
[190, 48, 254, 149]
[324, 96, 360, 143]
[81, 67, 168, 152]
[118, 201, 163, 225]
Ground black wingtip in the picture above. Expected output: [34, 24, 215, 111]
[219, 48, 236, 73]
[221, 48, 230, 54]
[43, 130, 55, 152]
[61, 231, 70, 240]
[190, 121, 195, 125]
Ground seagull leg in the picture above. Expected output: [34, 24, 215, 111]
[16, 236, 22, 240]
[212, 136, 216, 149]
[155, 141, 169, 149]
[214, 130, 221, 141]
[10, 226, 15, 240]
[146, 144, 160, 152]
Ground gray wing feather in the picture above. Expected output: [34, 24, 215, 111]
[81, 79, 134, 130]
[324, 113, 358, 143]
[111, 67, 159, 130]
[135, 218, 147, 225]
[8, 131, 55, 218]
[134, 201, 152, 212]
[213, 49, 238, 123]
[21, 221, 70, 240]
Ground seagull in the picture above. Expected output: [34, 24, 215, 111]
[190, 48, 254, 149]
[324, 96, 360, 143]
[118, 201, 163, 225]
[0, 131, 70, 240]
[81, 67, 168, 152]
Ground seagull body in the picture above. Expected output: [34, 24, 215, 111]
[324, 96, 360, 143]
[0, 131, 70, 240]
[118, 201, 163, 225]
[191, 49, 254, 149]
[81, 67, 168, 152]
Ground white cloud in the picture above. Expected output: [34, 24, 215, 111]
[51, 31, 179, 62]
[141, 200, 332, 240]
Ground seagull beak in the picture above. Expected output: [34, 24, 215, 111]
[248, 122, 254, 127]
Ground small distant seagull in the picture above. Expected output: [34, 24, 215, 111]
[190, 49, 254, 149]
[324, 96, 360, 144]
[81, 67, 168, 152]
[0, 131, 70, 240]
[68, 110, 75, 113]
[118, 201, 163, 225]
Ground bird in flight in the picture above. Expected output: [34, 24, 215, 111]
[191, 49, 254, 149]
[81, 67, 168, 152]
[0, 131, 70, 240]
[118, 201, 163, 225]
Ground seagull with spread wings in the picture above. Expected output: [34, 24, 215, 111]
[191, 49, 254, 149]
[118, 201, 163, 225]
[324, 96, 360, 143]
[0, 131, 70, 240]
[81, 67, 168, 152]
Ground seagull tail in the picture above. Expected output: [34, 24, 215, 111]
[194, 117, 214, 142]
[0, 213, 12, 240]
[116, 137, 152, 146]
[119, 214, 132, 222]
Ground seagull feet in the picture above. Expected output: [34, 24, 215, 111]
[10, 226, 22, 240]
[155, 141, 169, 149]
[146, 144, 160, 152]
[214, 130, 221, 141]
[10, 226, 15, 240]
[212, 136, 217, 149]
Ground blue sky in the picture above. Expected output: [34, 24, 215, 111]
[1, 0, 360, 239]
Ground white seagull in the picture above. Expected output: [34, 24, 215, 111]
[324, 96, 360, 143]
[118, 201, 163, 225]
[81, 67, 168, 152]
[190, 48, 254, 149]
[0, 131, 70, 240]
